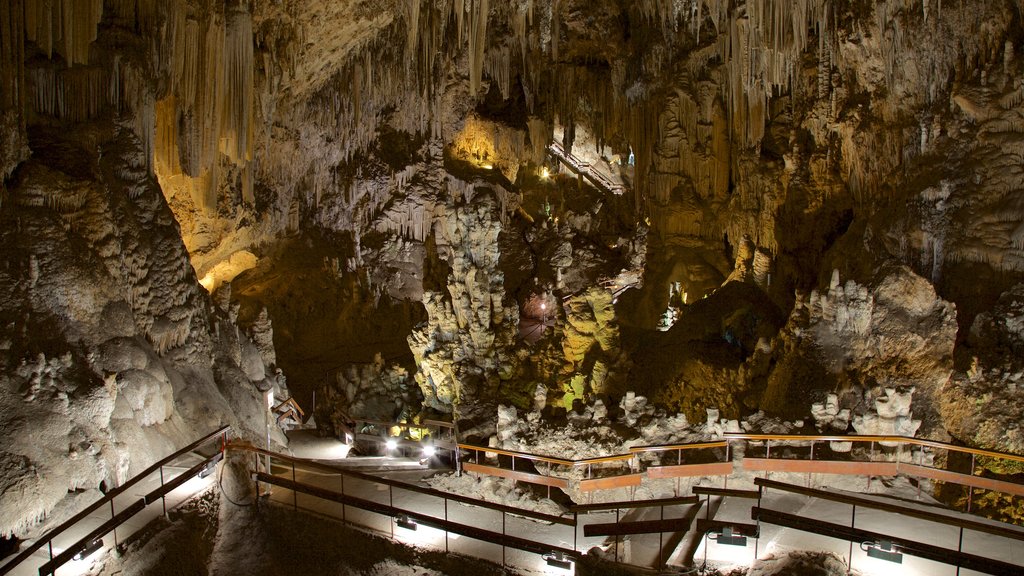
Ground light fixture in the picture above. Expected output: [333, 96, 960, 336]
[198, 461, 216, 479]
[72, 539, 103, 561]
[396, 515, 417, 530]
[540, 167, 551, 179]
[542, 551, 573, 570]
[385, 438, 398, 451]
[709, 526, 747, 546]
[863, 540, 903, 564]
[422, 445, 436, 458]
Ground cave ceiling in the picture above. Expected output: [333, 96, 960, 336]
[2, 0, 1024, 537]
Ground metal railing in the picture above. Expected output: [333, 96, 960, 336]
[0, 426, 230, 576]
[229, 442, 702, 571]
[457, 433, 1024, 513]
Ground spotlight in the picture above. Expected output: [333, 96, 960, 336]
[198, 461, 216, 479]
[542, 551, 573, 570]
[709, 526, 747, 546]
[385, 438, 398, 451]
[863, 540, 903, 564]
[422, 445, 436, 458]
[540, 167, 551, 179]
[396, 515, 417, 531]
[73, 539, 103, 561]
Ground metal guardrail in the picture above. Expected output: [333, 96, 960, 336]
[232, 443, 705, 571]
[0, 426, 230, 576]
[457, 433, 1024, 514]
[751, 477, 1024, 576]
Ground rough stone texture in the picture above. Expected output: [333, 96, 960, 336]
[941, 284, 1024, 468]
[4, 0, 1024, 536]
[408, 192, 519, 425]
[762, 266, 957, 436]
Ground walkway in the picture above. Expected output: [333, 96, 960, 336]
[7, 428, 1024, 576]
[547, 141, 626, 196]
[0, 428, 228, 576]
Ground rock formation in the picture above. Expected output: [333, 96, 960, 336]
[3, 0, 1024, 539]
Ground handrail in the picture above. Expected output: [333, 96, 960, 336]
[755, 477, 1024, 542]
[723, 433, 1024, 463]
[630, 441, 728, 453]
[571, 494, 699, 513]
[1, 426, 230, 576]
[231, 443, 575, 526]
[457, 444, 576, 466]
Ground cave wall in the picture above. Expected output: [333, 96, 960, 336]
[4, 0, 1024, 536]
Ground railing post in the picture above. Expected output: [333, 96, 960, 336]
[848, 504, 856, 573]
[159, 465, 167, 518]
[658, 504, 664, 569]
[254, 452, 260, 504]
[110, 499, 118, 547]
[614, 507, 619, 563]
[292, 461, 297, 511]
[501, 510, 506, 567]
[573, 511, 578, 552]
[444, 498, 449, 553]
[341, 474, 346, 523]
[968, 453, 976, 513]
[956, 525, 964, 576]
[867, 442, 875, 490]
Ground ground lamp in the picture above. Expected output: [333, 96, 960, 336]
[542, 551, 572, 570]
[72, 539, 103, 561]
[709, 526, 747, 546]
[395, 515, 417, 531]
[862, 540, 903, 564]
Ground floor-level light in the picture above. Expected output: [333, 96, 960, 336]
[385, 438, 398, 451]
[199, 460, 217, 479]
[395, 515, 417, 531]
[72, 539, 104, 561]
[863, 540, 903, 564]
[709, 526, 747, 546]
[422, 444, 436, 458]
[542, 551, 573, 570]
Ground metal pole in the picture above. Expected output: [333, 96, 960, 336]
[615, 508, 619, 563]
[502, 511, 506, 567]
[848, 504, 856, 573]
[341, 474, 346, 523]
[658, 504, 664, 569]
[390, 485, 394, 539]
[292, 461, 297, 511]
[445, 499, 449, 553]
[159, 465, 167, 517]
[867, 442, 875, 490]
[573, 512, 578, 552]
[754, 487, 761, 559]
[956, 526, 964, 576]
[111, 499, 118, 546]
[968, 454, 976, 512]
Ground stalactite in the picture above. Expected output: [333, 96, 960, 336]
[468, 0, 488, 95]
[220, 5, 254, 167]
[24, 0, 103, 66]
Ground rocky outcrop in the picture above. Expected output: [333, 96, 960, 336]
[941, 284, 1024, 468]
[408, 191, 519, 424]
[762, 266, 957, 434]
[0, 122, 286, 538]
